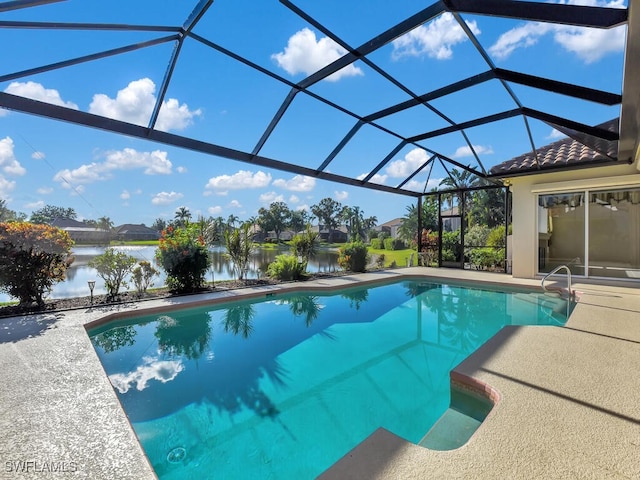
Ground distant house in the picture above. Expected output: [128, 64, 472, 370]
[377, 218, 403, 238]
[50, 218, 109, 244]
[114, 224, 160, 242]
[440, 206, 461, 232]
[248, 225, 295, 243]
[310, 225, 348, 243]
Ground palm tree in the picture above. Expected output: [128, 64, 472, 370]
[439, 168, 481, 212]
[174, 206, 192, 227]
[226, 214, 239, 229]
[97, 216, 114, 244]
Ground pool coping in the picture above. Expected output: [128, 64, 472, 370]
[1, 267, 639, 479]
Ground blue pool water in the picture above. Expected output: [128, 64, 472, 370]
[88, 280, 571, 479]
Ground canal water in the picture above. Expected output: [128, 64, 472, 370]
[0, 245, 340, 303]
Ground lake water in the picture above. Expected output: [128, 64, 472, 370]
[0, 245, 340, 302]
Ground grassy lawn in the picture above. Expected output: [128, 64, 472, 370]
[368, 247, 417, 268]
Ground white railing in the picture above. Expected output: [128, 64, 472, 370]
[541, 264, 574, 299]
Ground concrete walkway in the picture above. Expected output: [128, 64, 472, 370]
[0, 268, 639, 479]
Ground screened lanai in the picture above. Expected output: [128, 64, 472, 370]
[1, 0, 639, 272]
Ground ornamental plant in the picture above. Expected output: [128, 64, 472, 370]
[155, 224, 210, 293]
[224, 223, 255, 281]
[89, 248, 136, 300]
[131, 260, 159, 295]
[0, 222, 74, 306]
[267, 254, 307, 281]
[337, 240, 369, 273]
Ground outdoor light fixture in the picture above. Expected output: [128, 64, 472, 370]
[88, 280, 96, 305]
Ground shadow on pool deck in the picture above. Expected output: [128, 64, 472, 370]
[0, 313, 60, 343]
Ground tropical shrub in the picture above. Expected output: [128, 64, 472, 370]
[370, 238, 383, 249]
[290, 226, 319, 262]
[0, 222, 74, 306]
[156, 224, 209, 293]
[267, 254, 307, 281]
[375, 253, 386, 269]
[420, 230, 439, 266]
[469, 247, 505, 270]
[131, 260, 159, 295]
[89, 248, 136, 300]
[464, 225, 491, 247]
[441, 230, 461, 262]
[224, 223, 255, 281]
[338, 241, 369, 272]
[383, 237, 405, 251]
[487, 225, 510, 248]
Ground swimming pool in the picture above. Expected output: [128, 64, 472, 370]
[88, 279, 571, 479]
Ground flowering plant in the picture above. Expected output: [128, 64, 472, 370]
[0, 222, 74, 305]
[155, 224, 209, 293]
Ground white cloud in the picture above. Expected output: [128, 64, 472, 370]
[208, 205, 223, 215]
[109, 356, 184, 394]
[404, 179, 425, 191]
[36, 187, 53, 195]
[357, 172, 389, 184]
[104, 148, 172, 175]
[385, 148, 429, 178]
[53, 148, 172, 190]
[176, 166, 187, 174]
[69, 184, 85, 196]
[89, 78, 201, 131]
[272, 174, 316, 192]
[25, 200, 44, 210]
[120, 190, 131, 200]
[152, 191, 183, 206]
[0, 137, 26, 176]
[334, 190, 349, 201]
[205, 170, 271, 192]
[54, 163, 106, 188]
[404, 178, 443, 192]
[31, 151, 45, 160]
[548, 128, 567, 140]
[392, 13, 480, 60]
[272, 28, 364, 82]
[4, 81, 78, 110]
[228, 199, 242, 208]
[554, 24, 626, 63]
[289, 195, 300, 204]
[488, 1, 625, 63]
[296, 204, 310, 211]
[0, 177, 16, 196]
[488, 22, 552, 60]
[452, 144, 494, 159]
[259, 191, 285, 204]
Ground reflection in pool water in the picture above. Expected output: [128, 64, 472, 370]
[89, 280, 571, 479]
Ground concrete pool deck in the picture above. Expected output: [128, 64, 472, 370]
[0, 268, 639, 479]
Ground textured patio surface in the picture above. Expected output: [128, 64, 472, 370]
[0, 268, 638, 479]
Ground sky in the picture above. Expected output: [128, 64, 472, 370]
[0, 0, 627, 227]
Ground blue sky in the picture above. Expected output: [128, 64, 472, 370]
[0, 0, 626, 227]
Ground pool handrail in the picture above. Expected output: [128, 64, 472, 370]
[541, 264, 574, 299]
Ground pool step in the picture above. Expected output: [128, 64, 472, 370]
[418, 387, 493, 451]
[418, 407, 482, 450]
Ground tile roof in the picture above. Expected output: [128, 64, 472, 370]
[488, 118, 620, 178]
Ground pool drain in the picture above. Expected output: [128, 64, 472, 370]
[167, 447, 187, 464]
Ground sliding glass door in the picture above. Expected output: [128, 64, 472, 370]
[538, 193, 585, 276]
[538, 187, 640, 280]
[588, 188, 640, 279]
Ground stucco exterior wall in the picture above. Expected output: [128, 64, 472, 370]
[508, 163, 640, 279]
